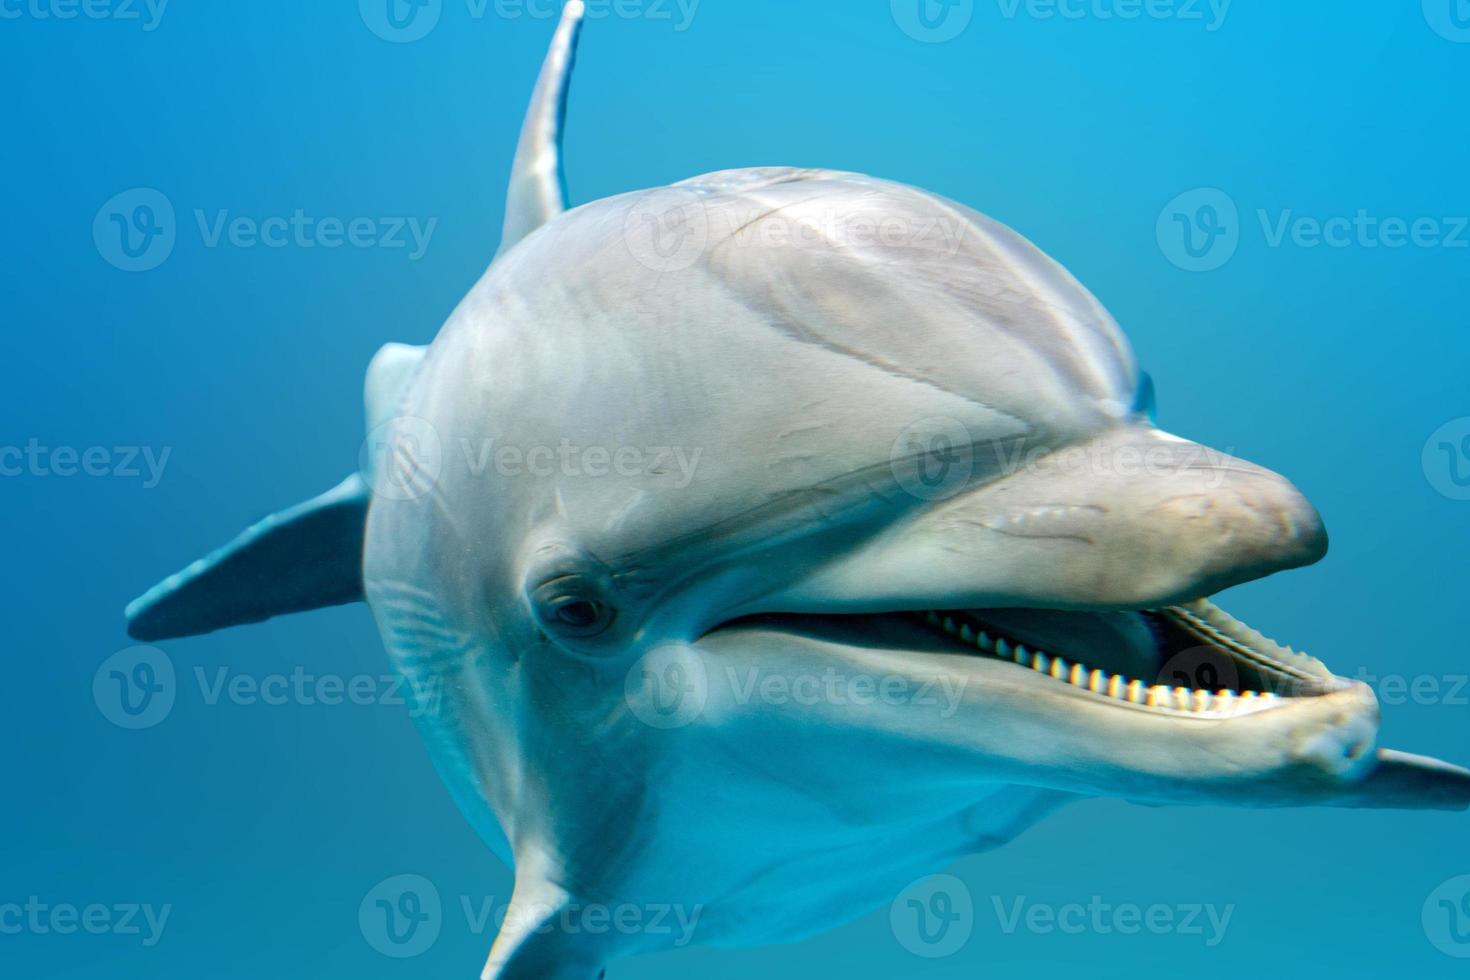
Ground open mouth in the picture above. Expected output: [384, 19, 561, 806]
[720, 598, 1353, 719]
[909, 599, 1351, 717]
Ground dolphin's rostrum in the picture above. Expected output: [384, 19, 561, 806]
[126, 3, 1470, 976]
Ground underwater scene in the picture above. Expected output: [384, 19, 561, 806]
[5, 2, 1470, 977]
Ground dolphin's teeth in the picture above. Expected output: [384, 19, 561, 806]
[918, 613, 1280, 714]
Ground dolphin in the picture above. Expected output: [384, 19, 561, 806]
[125, 3, 1470, 976]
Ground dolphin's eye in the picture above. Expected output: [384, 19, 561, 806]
[531, 577, 617, 639]
[555, 598, 607, 631]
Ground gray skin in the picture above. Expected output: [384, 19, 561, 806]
[126, 5, 1470, 977]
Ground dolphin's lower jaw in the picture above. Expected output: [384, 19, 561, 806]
[704, 597, 1469, 810]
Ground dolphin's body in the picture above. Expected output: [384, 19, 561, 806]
[126, 5, 1470, 976]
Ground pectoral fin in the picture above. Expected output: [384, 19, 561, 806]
[1323, 749, 1470, 811]
[125, 475, 369, 641]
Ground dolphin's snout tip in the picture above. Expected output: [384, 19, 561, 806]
[1205, 469, 1329, 587]
[1278, 489, 1329, 568]
[1286, 682, 1380, 781]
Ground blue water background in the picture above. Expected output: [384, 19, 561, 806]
[4, 2, 1469, 976]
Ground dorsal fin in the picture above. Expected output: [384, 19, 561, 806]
[497, 0, 586, 257]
